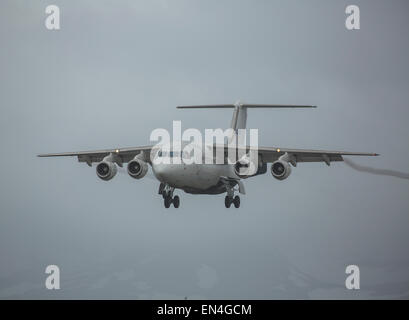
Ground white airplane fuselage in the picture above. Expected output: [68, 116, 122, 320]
[153, 162, 229, 189]
[151, 142, 239, 193]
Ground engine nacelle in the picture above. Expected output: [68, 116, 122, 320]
[271, 160, 291, 180]
[234, 154, 259, 178]
[234, 159, 251, 178]
[127, 158, 148, 179]
[96, 161, 117, 181]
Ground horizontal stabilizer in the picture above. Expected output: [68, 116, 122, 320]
[178, 102, 316, 130]
[177, 104, 316, 109]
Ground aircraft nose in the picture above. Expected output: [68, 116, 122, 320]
[153, 163, 168, 180]
[153, 163, 184, 183]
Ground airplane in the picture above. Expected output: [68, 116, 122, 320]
[38, 102, 378, 208]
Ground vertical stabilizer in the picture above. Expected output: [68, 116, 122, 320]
[230, 101, 247, 131]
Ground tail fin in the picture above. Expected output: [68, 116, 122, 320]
[177, 101, 316, 130]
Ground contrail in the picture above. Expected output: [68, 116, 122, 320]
[344, 158, 409, 180]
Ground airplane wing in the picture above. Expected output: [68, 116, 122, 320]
[215, 144, 378, 165]
[37, 145, 155, 166]
[255, 146, 378, 165]
[38, 144, 378, 167]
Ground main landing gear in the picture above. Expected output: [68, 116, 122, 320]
[224, 184, 240, 208]
[225, 195, 240, 208]
[161, 185, 180, 208]
[163, 194, 180, 208]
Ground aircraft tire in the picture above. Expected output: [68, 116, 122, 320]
[173, 196, 180, 208]
[233, 196, 240, 208]
[225, 196, 232, 208]
[164, 196, 171, 208]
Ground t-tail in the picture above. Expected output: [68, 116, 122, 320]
[177, 101, 316, 132]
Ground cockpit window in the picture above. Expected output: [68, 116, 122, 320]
[158, 150, 183, 158]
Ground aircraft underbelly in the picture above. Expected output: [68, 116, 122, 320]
[152, 163, 222, 189]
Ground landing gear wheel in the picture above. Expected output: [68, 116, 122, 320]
[225, 196, 232, 208]
[173, 195, 180, 208]
[233, 195, 240, 208]
[164, 196, 172, 208]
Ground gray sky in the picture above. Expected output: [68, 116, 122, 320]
[0, 0, 408, 299]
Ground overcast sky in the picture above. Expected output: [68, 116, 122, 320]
[0, 0, 408, 299]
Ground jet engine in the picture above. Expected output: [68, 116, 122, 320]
[234, 154, 259, 178]
[271, 160, 291, 180]
[96, 160, 117, 181]
[127, 158, 148, 179]
[234, 159, 250, 178]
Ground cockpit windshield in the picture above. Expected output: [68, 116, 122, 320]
[157, 150, 184, 158]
